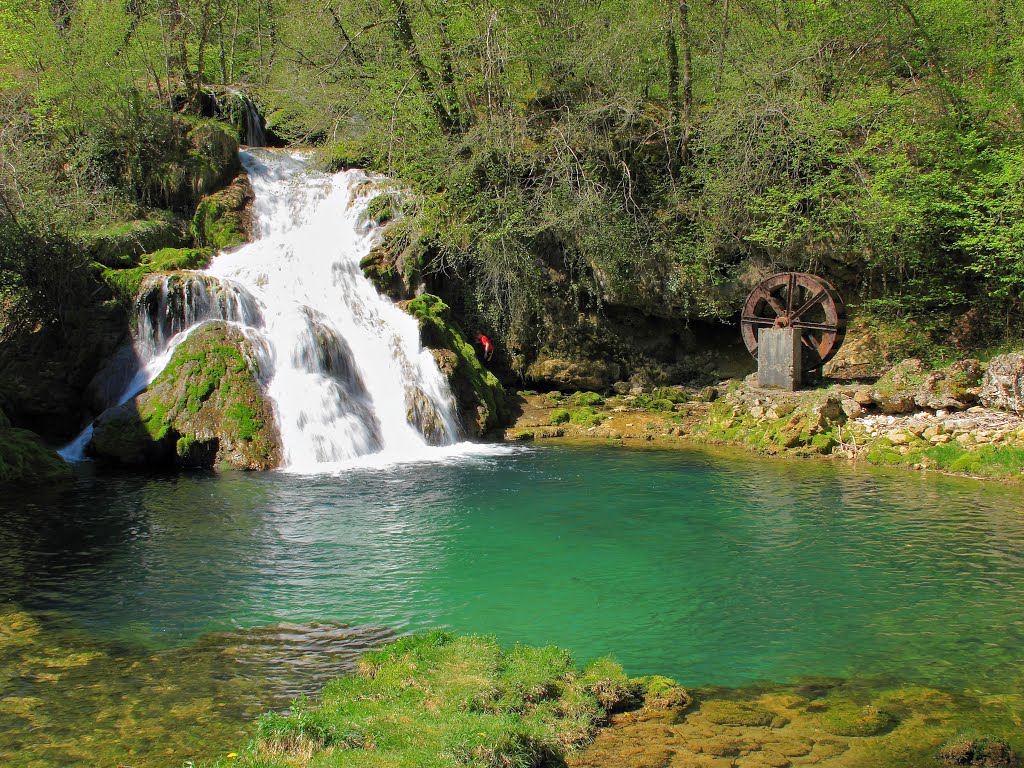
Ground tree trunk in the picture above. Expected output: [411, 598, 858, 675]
[679, 0, 693, 167]
[391, 0, 456, 133]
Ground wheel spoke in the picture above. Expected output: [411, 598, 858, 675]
[792, 290, 825, 321]
[786, 273, 797, 314]
[741, 314, 776, 326]
[764, 294, 786, 317]
[791, 320, 839, 333]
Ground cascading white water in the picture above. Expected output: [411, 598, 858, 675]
[62, 149, 489, 471]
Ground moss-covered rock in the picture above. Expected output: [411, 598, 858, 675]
[191, 172, 253, 251]
[77, 211, 189, 268]
[0, 410, 72, 487]
[699, 700, 775, 727]
[99, 247, 214, 305]
[815, 702, 896, 737]
[405, 294, 508, 437]
[89, 322, 279, 470]
[870, 358, 927, 414]
[938, 734, 1019, 767]
[914, 359, 982, 411]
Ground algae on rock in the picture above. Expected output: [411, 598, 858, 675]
[89, 322, 279, 470]
[404, 294, 507, 437]
[0, 408, 72, 487]
[191, 172, 254, 251]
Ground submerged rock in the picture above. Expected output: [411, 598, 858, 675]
[89, 322, 280, 470]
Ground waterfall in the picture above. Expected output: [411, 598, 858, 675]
[62, 149, 475, 472]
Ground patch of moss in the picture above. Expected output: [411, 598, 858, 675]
[0, 426, 72, 487]
[77, 210, 188, 268]
[551, 409, 571, 425]
[569, 407, 605, 427]
[567, 391, 604, 407]
[635, 676, 691, 710]
[651, 387, 689, 404]
[816, 702, 896, 737]
[699, 700, 775, 727]
[363, 192, 402, 226]
[191, 174, 251, 251]
[406, 294, 507, 435]
[100, 247, 213, 304]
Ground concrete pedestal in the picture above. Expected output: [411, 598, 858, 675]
[758, 327, 801, 390]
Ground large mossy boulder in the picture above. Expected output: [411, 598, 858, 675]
[0, 409, 72, 487]
[191, 172, 254, 251]
[404, 294, 507, 437]
[869, 358, 926, 414]
[89, 322, 279, 470]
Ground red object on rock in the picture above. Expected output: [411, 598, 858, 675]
[479, 334, 495, 360]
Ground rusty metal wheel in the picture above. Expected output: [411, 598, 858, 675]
[741, 272, 847, 372]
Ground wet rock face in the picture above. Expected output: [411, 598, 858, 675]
[89, 322, 280, 470]
[405, 294, 507, 438]
[980, 353, 1024, 414]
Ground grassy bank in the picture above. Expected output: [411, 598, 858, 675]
[201, 631, 685, 768]
[198, 631, 1024, 768]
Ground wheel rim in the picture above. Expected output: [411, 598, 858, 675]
[740, 272, 847, 372]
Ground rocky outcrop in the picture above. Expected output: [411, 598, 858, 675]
[867, 358, 982, 414]
[89, 322, 280, 470]
[913, 359, 982, 411]
[980, 353, 1024, 414]
[526, 356, 621, 392]
[191, 172, 254, 251]
[404, 294, 507, 437]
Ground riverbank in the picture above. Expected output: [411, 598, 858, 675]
[504, 358, 1024, 483]
[201, 631, 1023, 768]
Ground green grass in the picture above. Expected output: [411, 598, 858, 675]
[209, 632, 671, 768]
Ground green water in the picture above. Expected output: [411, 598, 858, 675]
[3, 444, 1024, 764]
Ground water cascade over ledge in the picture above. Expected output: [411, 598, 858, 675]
[63, 149, 481, 472]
